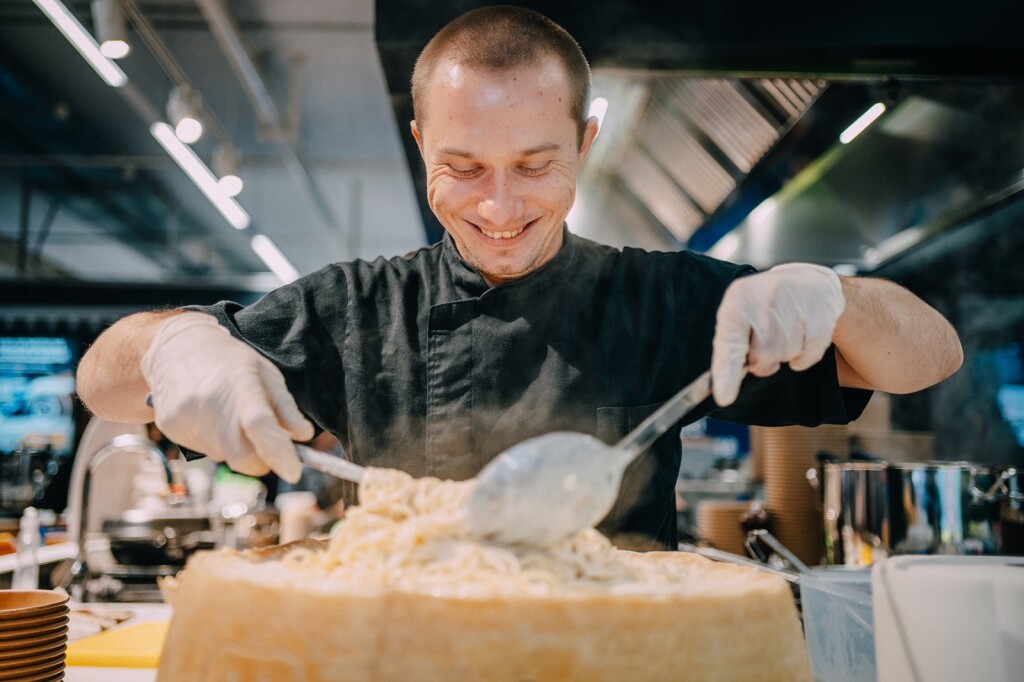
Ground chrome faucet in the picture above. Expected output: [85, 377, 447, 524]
[63, 433, 169, 600]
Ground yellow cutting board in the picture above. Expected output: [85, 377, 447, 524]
[66, 621, 169, 668]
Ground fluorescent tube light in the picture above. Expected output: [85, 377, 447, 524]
[589, 97, 609, 126]
[708, 232, 741, 260]
[150, 122, 251, 230]
[839, 103, 886, 144]
[32, 0, 128, 87]
[250, 234, 299, 284]
[748, 197, 777, 225]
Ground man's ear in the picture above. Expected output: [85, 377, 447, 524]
[410, 120, 425, 157]
[578, 116, 599, 166]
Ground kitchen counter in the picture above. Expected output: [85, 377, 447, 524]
[68, 665, 157, 682]
[65, 602, 171, 682]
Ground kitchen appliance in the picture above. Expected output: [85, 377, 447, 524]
[818, 461, 1021, 566]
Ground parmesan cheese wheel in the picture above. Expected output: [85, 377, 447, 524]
[157, 469, 810, 681]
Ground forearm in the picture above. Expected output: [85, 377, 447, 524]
[77, 309, 187, 422]
[833, 277, 963, 393]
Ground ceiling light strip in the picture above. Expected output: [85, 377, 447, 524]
[150, 122, 250, 230]
[250, 235, 299, 284]
[32, 0, 128, 87]
[840, 103, 886, 144]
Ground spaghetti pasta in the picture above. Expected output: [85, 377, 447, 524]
[279, 467, 701, 598]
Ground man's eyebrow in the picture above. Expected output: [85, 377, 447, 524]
[520, 143, 561, 156]
[436, 143, 561, 158]
[438, 147, 474, 158]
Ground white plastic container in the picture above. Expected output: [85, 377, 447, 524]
[801, 567, 875, 682]
[873, 555, 1024, 682]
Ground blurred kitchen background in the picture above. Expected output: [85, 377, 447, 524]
[0, 0, 1021, 595]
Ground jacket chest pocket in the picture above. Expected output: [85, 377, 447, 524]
[595, 403, 681, 543]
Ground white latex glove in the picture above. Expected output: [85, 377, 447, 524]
[711, 263, 845, 407]
[140, 313, 313, 482]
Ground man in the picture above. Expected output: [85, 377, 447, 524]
[77, 7, 962, 550]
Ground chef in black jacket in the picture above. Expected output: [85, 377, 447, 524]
[77, 6, 962, 551]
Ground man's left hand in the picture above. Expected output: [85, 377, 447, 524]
[711, 263, 845, 407]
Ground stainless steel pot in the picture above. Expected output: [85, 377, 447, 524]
[817, 461, 1022, 566]
[972, 466, 1024, 555]
[101, 508, 216, 566]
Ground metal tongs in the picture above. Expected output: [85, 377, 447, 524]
[295, 444, 365, 483]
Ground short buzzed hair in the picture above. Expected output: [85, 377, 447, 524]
[411, 6, 592, 145]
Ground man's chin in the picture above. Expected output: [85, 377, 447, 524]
[450, 225, 559, 283]
[471, 256, 535, 285]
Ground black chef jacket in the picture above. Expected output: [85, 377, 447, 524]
[194, 228, 870, 550]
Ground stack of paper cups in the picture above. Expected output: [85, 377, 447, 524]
[697, 500, 752, 556]
[758, 424, 849, 566]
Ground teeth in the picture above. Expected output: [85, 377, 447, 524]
[481, 227, 524, 240]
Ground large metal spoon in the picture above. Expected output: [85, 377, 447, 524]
[467, 370, 712, 546]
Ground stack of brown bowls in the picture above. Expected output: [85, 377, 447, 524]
[697, 500, 752, 556]
[0, 590, 69, 681]
[756, 424, 849, 567]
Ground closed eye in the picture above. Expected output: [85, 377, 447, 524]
[518, 162, 551, 176]
[448, 166, 482, 178]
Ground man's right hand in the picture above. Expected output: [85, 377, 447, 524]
[140, 313, 313, 482]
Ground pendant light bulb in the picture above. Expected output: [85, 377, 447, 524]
[167, 85, 204, 144]
[91, 0, 130, 59]
[214, 143, 244, 197]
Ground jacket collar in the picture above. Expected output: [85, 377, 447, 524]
[441, 225, 579, 301]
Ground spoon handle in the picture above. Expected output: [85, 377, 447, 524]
[615, 370, 712, 461]
[296, 444, 366, 483]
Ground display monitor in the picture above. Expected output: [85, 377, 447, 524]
[0, 336, 77, 457]
[992, 343, 1024, 448]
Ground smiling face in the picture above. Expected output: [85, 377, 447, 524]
[412, 57, 598, 286]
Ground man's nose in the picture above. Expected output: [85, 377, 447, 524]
[477, 173, 523, 226]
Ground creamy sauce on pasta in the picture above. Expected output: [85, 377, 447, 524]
[279, 468, 697, 598]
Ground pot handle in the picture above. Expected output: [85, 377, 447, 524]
[805, 466, 826, 513]
[969, 467, 1022, 504]
[745, 529, 812, 574]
